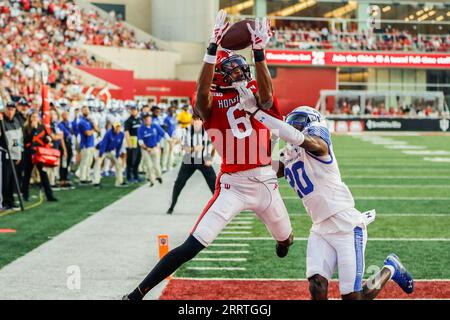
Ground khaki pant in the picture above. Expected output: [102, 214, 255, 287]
[141, 147, 161, 183]
[79, 147, 95, 182]
[45, 166, 59, 186]
[161, 139, 175, 171]
[93, 150, 123, 186]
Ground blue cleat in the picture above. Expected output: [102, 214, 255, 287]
[384, 253, 414, 294]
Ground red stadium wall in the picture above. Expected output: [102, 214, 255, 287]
[133, 79, 196, 99]
[78, 66, 336, 114]
[271, 67, 336, 114]
[78, 67, 196, 102]
[78, 67, 135, 99]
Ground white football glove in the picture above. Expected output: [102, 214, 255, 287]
[209, 10, 230, 45]
[247, 17, 273, 50]
[233, 81, 258, 114]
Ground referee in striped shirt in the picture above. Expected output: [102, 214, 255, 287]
[167, 114, 216, 214]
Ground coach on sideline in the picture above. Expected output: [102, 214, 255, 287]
[93, 121, 127, 188]
[78, 105, 98, 184]
[167, 114, 216, 214]
[138, 113, 169, 187]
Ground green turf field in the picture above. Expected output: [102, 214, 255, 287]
[177, 134, 450, 280]
[0, 178, 141, 268]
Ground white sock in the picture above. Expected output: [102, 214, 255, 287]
[383, 264, 396, 279]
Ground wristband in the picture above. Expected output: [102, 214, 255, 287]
[206, 43, 218, 56]
[253, 49, 265, 62]
[203, 53, 217, 64]
[204, 43, 218, 64]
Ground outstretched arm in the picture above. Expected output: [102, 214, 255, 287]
[247, 18, 274, 110]
[252, 109, 329, 156]
[195, 10, 230, 121]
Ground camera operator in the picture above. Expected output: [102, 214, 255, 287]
[22, 112, 57, 203]
[0, 101, 23, 210]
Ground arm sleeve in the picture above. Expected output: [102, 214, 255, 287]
[253, 110, 305, 146]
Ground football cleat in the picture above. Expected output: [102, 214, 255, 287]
[275, 243, 289, 258]
[384, 253, 414, 294]
[276, 233, 294, 258]
[121, 294, 130, 300]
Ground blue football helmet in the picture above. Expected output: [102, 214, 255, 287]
[285, 106, 325, 131]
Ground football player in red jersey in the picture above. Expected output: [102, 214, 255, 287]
[123, 11, 293, 300]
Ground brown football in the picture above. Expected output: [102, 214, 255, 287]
[221, 19, 255, 51]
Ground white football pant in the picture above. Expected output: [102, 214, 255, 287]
[191, 165, 292, 247]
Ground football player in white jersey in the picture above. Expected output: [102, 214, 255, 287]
[238, 90, 414, 300]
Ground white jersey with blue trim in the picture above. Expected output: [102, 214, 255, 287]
[281, 125, 355, 224]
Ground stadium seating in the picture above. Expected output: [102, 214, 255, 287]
[0, 0, 158, 104]
[268, 25, 450, 53]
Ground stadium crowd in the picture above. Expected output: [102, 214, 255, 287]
[268, 23, 450, 52]
[0, 96, 193, 212]
[0, 0, 158, 106]
[332, 100, 442, 117]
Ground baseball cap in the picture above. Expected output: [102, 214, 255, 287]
[113, 121, 121, 128]
[18, 98, 29, 106]
[6, 101, 16, 108]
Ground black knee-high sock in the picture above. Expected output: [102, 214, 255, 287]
[128, 235, 205, 300]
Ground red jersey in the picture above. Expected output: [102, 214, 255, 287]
[201, 81, 283, 173]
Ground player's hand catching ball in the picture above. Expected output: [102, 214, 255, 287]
[209, 10, 230, 46]
[233, 82, 258, 115]
[247, 17, 273, 50]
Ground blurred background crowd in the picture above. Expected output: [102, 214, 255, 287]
[0, 96, 193, 211]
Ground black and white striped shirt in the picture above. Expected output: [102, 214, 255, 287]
[181, 125, 213, 165]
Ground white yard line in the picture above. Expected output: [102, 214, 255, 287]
[424, 157, 450, 163]
[209, 243, 250, 247]
[217, 237, 450, 242]
[232, 213, 450, 217]
[174, 277, 450, 282]
[202, 250, 250, 254]
[193, 258, 247, 262]
[186, 267, 246, 271]
[283, 196, 450, 201]
[280, 184, 450, 188]
[221, 231, 252, 234]
[403, 150, 450, 156]
[225, 226, 252, 230]
[273, 213, 449, 217]
[385, 145, 427, 150]
[228, 221, 254, 225]
[341, 176, 450, 179]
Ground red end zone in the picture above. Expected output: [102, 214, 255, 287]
[160, 279, 450, 300]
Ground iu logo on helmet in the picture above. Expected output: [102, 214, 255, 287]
[224, 184, 231, 190]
